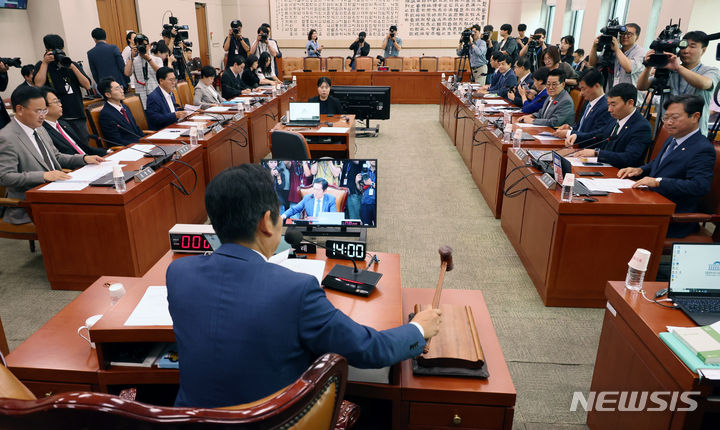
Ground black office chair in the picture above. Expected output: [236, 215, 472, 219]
[271, 130, 311, 159]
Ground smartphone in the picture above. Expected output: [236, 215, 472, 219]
[582, 162, 603, 166]
[577, 171, 603, 176]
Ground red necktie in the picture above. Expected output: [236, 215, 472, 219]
[56, 123, 85, 155]
[120, 107, 130, 124]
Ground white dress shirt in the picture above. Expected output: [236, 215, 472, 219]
[14, 118, 53, 167]
[160, 87, 176, 113]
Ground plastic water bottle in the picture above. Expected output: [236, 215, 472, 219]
[626, 249, 651, 291]
[503, 123, 513, 144]
[512, 128, 522, 149]
[441, 73, 446, 82]
[292, 75, 297, 86]
[503, 111, 512, 127]
[189, 126, 198, 147]
[477, 103, 485, 122]
[109, 283, 126, 306]
[561, 173, 575, 202]
[113, 165, 126, 193]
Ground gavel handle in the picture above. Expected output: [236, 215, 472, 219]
[423, 261, 448, 354]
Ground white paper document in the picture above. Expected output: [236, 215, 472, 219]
[577, 178, 635, 193]
[534, 132, 562, 141]
[147, 129, 185, 140]
[566, 157, 612, 167]
[178, 120, 208, 126]
[183, 104, 201, 112]
[124, 286, 173, 326]
[63, 162, 118, 182]
[188, 115, 217, 121]
[272, 259, 326, 285]
[40, 181, 89, 191]
[515, 123, 544, 128]
[482, 99, 508, 105]
[316, 127, 349, 133]
[106, 148, 145, 162]
[204, 106, 233, 112]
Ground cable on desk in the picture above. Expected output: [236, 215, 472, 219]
[471, 127, 490, 146]
[640, 289, 680, 309]
[501, 164, 534, 196]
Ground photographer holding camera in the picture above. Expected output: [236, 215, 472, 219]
[457, 25, 488, 84]
[637, 30, 720, 136]
[223, 20, 251, 65]
[588, 23, 645, 91]
[123, 33, 163, 108]
[518, 28, 547, 70]
[249, 24, 280, 77]
[382, 25, 403, 58]
[34, 34, 92, 143]
[349, 32, 370, 70]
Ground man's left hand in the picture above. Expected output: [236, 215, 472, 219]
[632, 177, 660, 188]
[574, 149, 595, 157]
[84, 155, 104, 164]
[664, 54, 680, 71]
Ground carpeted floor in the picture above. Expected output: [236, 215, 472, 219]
[0, 104, 602, 429]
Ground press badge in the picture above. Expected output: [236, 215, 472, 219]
[343, 178, 348, 185]
[369, 188, 374, 196]
[65, 82, 74, 94]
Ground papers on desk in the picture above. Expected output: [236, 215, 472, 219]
[63, 161, 120, 183]
[515, 123, 544, 128]
[566, 157, 611, 167]
[106, 148, 146, 162]
[178, 120, 208, 127]
[316, 127, 349, 133]
[124, 286, 173, 326]
[482, 99, 507, 105]
[188, 115, 217, 121]
[577, 178, 635, 193]
[483, 93, 499, 98]
[40, 181, 89, 191]
[183, 104, 201, 112]
[204, 106, 233, 112]
[271, 258, 326, 285]
[534, 132, 563, 141]
[147, 129, 185, 140]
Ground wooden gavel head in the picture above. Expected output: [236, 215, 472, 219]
[439, 246, 453, 271]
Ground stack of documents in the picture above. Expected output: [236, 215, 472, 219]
[40, 161, 123, 191]
[576, 178, 635, 193]
[124, 286, 173, 326]
[146, 129, 185, 140]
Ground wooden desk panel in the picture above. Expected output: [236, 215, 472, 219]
[270, 114, 356, 159]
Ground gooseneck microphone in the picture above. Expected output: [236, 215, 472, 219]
[114, 123, 169, 159]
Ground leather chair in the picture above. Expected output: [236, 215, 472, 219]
[270, 130, 311, 159]
[280, 58, 304, 81]
[299, 183, 349, 212]
[123, 94, 152, 134]
[384, 57, 403, 72]
[325, 57, 344, 72]
[647, 123, 670, 163]
[569, 89, 584, 123]
[419, 56, 438, 72]
[85, 101, 105, 145]
[402, 56, 418, 72]
[354, 56, 372, 72]
[438, 56, 455, 72]
[453, 57, 471, 80]
[0, 353, 359, 429]
[0, 185, 37, 253]
[303, 57, 322, 73]
[176, 81, 193, 107]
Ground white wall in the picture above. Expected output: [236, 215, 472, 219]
[687, 0, 720, 70]
[0, 8, 38, 92]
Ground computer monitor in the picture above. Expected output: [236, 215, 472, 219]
[669, 243, 720, 295]
[288, 102, 320, 121]
[330, 86, 391, 130]
[260, 159, 377, 235]
[0, 0, 27, 9]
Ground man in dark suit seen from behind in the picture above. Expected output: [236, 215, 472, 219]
[0, 59, 10, 130]
[145, 67, 189, 131]
[554, 68, 613, 140]
[221, 56, 251, 100]
[619, 95, 716, 237]
[97, 77, 144, 146]
[87, 27, 127, 91]
[40, 86, 107, 156]
[569, 83, 651, 168]
[166, 164, 442, 407]
[506, 57, 534, 106]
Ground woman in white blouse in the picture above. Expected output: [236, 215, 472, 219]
[256, 52, 281, 84]
[193, 66, 226, 106]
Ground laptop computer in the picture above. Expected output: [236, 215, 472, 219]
[668, 243, 720, 326]
[285, 102, 320, 127]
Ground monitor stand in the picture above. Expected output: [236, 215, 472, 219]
[355, 117, 379, 138]
[298, 226, 367, 240]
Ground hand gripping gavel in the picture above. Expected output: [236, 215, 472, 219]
[423, 246, 453, 354]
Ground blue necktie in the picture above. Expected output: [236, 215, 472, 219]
[171, 92, 177, 108]
[577, 102, 591, 131]
[659, 138, 679, 166]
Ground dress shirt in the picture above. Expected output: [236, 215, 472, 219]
[45, 119, 85, 154]
[160, 87, 176, 113]
[107, 100, 124, 113]
[14, 118, 44, 160]
[616, 108, 635, 132]
[674, 128, 701, 146]
[568, 94, 605, 136]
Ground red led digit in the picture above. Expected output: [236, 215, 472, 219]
[203, 238, 211, 249]
[192, 235, 201, 249]
[181, 235, 190, 248]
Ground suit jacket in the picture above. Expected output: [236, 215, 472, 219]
[640, 130, 716, 238]
[193, 80, 225, 106]
[0, 119, 86, 223]
[221, 69, 248, 100]
[145, 87, 178, 131]
[508, 72, 534, 106]
[532, 90, 575, 127]
[42, 120, 106, 156]
[167, 243, 425, 407]
[488, 69, 517, 99]
[572, 96, 612, 136]
[282, 193, 337, 219]
[494, 37, 518, 62]
[0, 71, 9, 130]
[87, 41, 127, 89]
[576, 109, 650, 168]
[99, 102, 143, 146]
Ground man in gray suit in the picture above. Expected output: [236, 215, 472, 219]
[517, 69, 575, 127]
[0, 86, 103, 224]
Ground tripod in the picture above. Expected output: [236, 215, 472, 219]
[709, 84, 720, 141]
[456, 42, 471, 83]
[638, 71, 672, 155]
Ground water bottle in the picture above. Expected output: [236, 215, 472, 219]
[189, 126, 198, 147]
[503, 111, 512, 127]
[503, 123, 512, 144]
[477, 103, 485, 122]
[113, 165, 126, 193]
[561, 173, 574, 202]
[108, 283, 126, 306]
[441, 73, 446, 82]
[626, 249, 651, 291]
[292, 75, 297, 86]
[512, 128, 522, 149]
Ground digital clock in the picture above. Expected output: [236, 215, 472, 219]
[325, 239, 366, 261]
[169, 224, 221, 253]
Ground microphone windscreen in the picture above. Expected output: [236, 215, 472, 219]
[284, 227, 304, 246]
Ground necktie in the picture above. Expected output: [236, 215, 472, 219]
[171, 92, 177, 108]
[609, 122, 620, 138]
[33, 130, 56, 170]
[542, 98, 552, 118]
[313, 198, 320, 218]
[120, 107, 130, 124]
[577, 102, 591, 131]
[659, 138, 680, 166]
[56, 123, 85, 155]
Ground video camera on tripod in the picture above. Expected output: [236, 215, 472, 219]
[458, 28, 473, 56]
[596, 18, 626, 68]
[164, 16, 192, 59]
[645, 20, 687, 68]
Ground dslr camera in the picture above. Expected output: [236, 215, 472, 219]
[460, 28, 473, 45]
[231, 20, 241, 35]
[51, 49, 72, 68]
[597, 18, 626, 52]
[134, 33, 150, 55]
[260, 31, 269, 42]
[0, 57, 21, 68]
[389, 25, 397, 39]
[527, 33, 542, 50]
[645, 20, 687, 68]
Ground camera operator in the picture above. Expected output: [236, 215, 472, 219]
[382, 25, 403, 58]
[223, 20, 251, 65]
[0, 60, 10, 129]
[518, 28, 547, 60]
[123, 33, 163, 108]
[249, 24, 280, 77]
[34, 34, 92, 144]
[457, 25, 488, 84]
[637, 30, 720, 136]
[588, 23, 645, 91]
[349, 32, 370, 70]
[517, 24, 529, 46]
[494, 24, 519, 64]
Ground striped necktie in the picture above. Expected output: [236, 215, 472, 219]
[659, 138, 680, 166]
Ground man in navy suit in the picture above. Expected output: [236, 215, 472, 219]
[40, 87, 107, 156]
[554, 68, 613, 140]
[97, 77, 143, 146]
[87, 28, 127, 90]
[145, 67, 188, 130]
[569, 83, 651, 168]
[166, 164, 441, 407]
[281, 178, 337, 222]
[506, 57, 534, 106]
[619, 95, 716, 237]
[484, 53, 517, 98]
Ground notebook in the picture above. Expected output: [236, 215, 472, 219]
[668, 243, 720, 326]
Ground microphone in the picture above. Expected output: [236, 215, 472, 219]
[115, 123, 169, 160]
[89, 134, 152, 156]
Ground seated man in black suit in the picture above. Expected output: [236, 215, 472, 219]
[619, 95, 716, 237]
[221, 56, 251, 100]
[554, 68, 613, 139]
[145, 67, 189, 131]
[569, 83, 651, 168]
[506, 57, 534, 106]
[97, 77, 144, 146]
[40, 87, 107, 156]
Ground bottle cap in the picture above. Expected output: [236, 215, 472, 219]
[108, 283, 126, 300]
[112, 165, 123, 178]
[628, 248, 651, 271]
[562, 173, 575, 187]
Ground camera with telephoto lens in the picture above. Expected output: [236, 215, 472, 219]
[460, 28, 473, 45]
[164, 16, 190, 46]
[51, 49, 72, 67]
[231, 20, 241, 34]
[260, 32, 269, 42]
[389, 25, 397, 38]
[0, 57, 21, 68]
[645, 20, 687, 68]
[597, 18, 626, 52]
[527, 33, 542, 51]
[134, 33, 149, 55]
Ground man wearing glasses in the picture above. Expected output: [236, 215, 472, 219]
[588, 23, 645, 91]
[516, 69, 575, 127]
[145, 67, 189, 131]
[0, 86, 103, 224]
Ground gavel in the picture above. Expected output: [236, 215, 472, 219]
[423, 246, 453, 354]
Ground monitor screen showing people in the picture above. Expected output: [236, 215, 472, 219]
[261, 159, 377, 227]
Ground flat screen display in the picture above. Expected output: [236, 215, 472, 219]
[0, 0, 27, 9]
[288, 103, 320, 121]
[261, 159, 377, 228]
[669, 244, 720, 295]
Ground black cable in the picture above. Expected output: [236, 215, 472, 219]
[503, 171, 542, 198]
[159, 159, 198, 196]
[472, 127, 489, 146]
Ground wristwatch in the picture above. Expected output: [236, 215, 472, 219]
[656, 177, 662, 185]
[594, 149, 599, 157]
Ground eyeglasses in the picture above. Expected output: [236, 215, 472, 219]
[620, 31, 636, 37]
[47, 99, 62, 106]
[546, 82, 563, 88]
[166, 77, 178, 82]
[32, 109, 49, 115]
[662, 114, 685, 123]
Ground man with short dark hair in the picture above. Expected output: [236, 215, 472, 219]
[145, 67, 188, 130]
[223, 20, 251, 65]
[87, 27, 127, 91]
[516, 24, 529, 46]
[249, 24, 280, 77]
[98, 77, 143, 146]
[349, 31, 371, 70]
[221, 57, 251, 99]
[572, 49, 586, 72]
[554, 68, 613, 139]
[167, 164, 442, 407]
[281, 177, 337, 221]
[16, 65, 35, 90]
[41, 86, 107, 156]
[518, 69, 574, 126]
[0, 60, 10, 129]
[494, 24, 518, 63]
[589, 23, 645, 92]
[0, 86, 102, 224]
[518, 27, 547, 60]
[506, 57, 534, 106]
[477, 53, 516, 98]
[619, 95, 715, 237]
[124, 33, 162, 107]
[458, 24, 488, 84]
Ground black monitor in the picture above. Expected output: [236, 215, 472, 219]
[0, 0, 27, 9]
[260, 159, 377, 236]
[331, 86, 391, 135]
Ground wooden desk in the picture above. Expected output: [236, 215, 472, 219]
[587, 282, 717, 429]
[500, 150, 674, 307]
[26, 145, 207, 290]
[269, 114, 356, 158]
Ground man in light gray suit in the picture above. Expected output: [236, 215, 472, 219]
[0, 86, 103, 224]
[517, 68, 575, 127]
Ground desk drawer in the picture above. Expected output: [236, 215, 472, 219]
[408, 402, 507, 429]
[22, 381, 94, 398]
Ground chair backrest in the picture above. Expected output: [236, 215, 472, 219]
[124, 94, 148, 131]
[176, 81, 193, 107]
[402, 56, 418, 72]
[281, 57, 304, 81]
[419, 56, 438, 72]
[648, 123, 670, 162]
[438, 56, 455, 72]
[699, 141, 720, 216]
[325, 57, 344, 72]
[385, 57, 403, 71]
[0, 315, 9, 357]
[0, 353, 350, 430]
[453, 57, 471, 72]
[355, 56, 372, 72]
[85, 102, 105, 141]
[299, 184, 349, 212]
[568, 89, 583, 123]
[303, 57, 322, 72]
[271, 130, 311, 159]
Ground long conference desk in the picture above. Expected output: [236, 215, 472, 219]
[439, 83, 675, 307]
